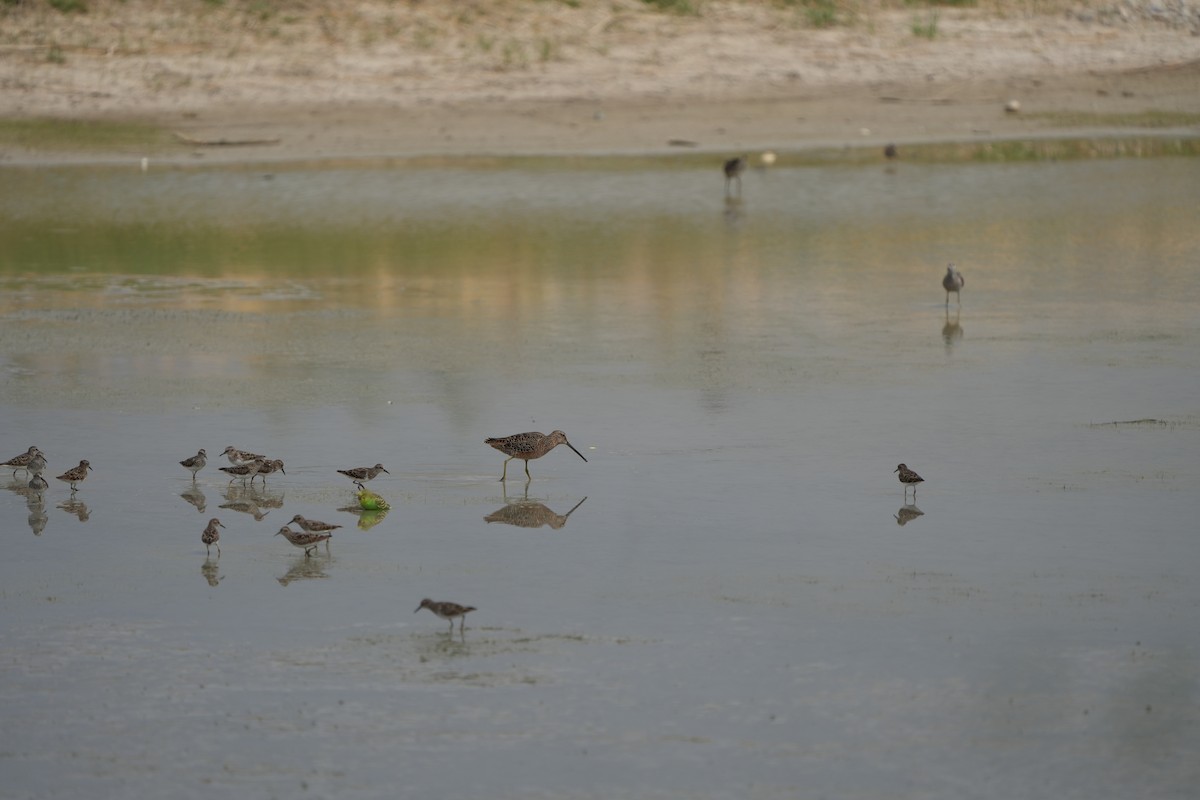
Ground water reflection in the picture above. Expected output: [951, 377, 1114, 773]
[8, 477, 51, 535]
[219, 484, 280, 520]
[335, 505, 390, 531]
[56, 496, 91, 523]
[179, 485, 207, 513]
[276, 554, 333, 586]
[894, 503, 925, 526]
[943, 308, 963, 353]
[201, 558, 222, 587]
[484, 496, 587, 530]
[723, 195, 744, 226]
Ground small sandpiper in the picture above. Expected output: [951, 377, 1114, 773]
[219, 458, 265, 485]
[289, 514, 342, 534]
[56, 459, 92, 491]
[27, 451, 47, 477]
[942, 263, 965, 306]
[253, 459, 286, 484]
[221, 446, 265, 466]
[275, 526, 331, 557]
[337, 463, 390, 483]
[723, 156, 746, 196]
[414, 598, 476, 632]
[202, 518, 225, 557]
[894, 463, 925, 497]
[180, 449, 207, 480]
[2, 446, 42, 477]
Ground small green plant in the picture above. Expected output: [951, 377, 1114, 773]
[640, 0, 699, 15]
[501, 39, 528, 70]
[804, 0, 838, 28]
[46, 45, 66, 64]
[538, 38, 558, 63]
[48, 0, 87, 12]
[911, 10, 939, 38]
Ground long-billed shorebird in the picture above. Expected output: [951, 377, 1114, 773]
[942, 263, 965, 306]
[2, 446, 42, 478]
[337, 463, 389, 483]
[180, 449, 207, 480]
[894, 463, 925, 498]
[485, 430, 587, 482]
[275, 526, 332, 557]
[56, 459, 92, 491]
[415, 598, 476, 632]
[202, 518, 225, 557]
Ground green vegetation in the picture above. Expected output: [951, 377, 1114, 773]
[1025, 111, 1200, 129]
[640, 0, 699, 16]
[911, 10, 939, 37]
[0, 118, 177, 154]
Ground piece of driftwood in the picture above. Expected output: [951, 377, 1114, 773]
[173, 132, 281, 147]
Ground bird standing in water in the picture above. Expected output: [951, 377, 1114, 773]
[723, 156, 746, 197]
[894, 463, 925, 498]
[415, 598, 476, 632]
[942, 263, 965, 306]
[485, 430, 587, 482]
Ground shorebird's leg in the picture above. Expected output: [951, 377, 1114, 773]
[500, 456, 514, 482]
[524, 460, 532, 480]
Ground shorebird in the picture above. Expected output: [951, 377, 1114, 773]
[414, 598, 476, 632]
[2, 446, 42, 477]
[884, 143, 898, 160]
[275, 526, 331, 557]
[27, 451, 47, 477]
[219, 458, 265, 485]
[942, 263, 965, 306]
[221, 446, 264, 466]
[723, 156, 746, 196]
[202, 518, 225, 557]
[56, 459, 92, 491]
[337, 463, 389, 483]
[180, 449, 207, 480]
[289, 515, 342, 534]
[253, 459, 286, 484]
[485, 430, 587, 482]
[894, 463, 924, 498]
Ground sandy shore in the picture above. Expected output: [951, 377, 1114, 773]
[1, 0, 1198, 164]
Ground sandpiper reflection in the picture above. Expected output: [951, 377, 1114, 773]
[179, 484, 207, 513]
[485, 496, 587, 530]
[57, 496, 90, 522]
[201, 558, 222, 587]
[943, 307, 963, 353]
[894, 503, 925, 526]
[276, 554, 332, 586]
[219, 484, 278, 521]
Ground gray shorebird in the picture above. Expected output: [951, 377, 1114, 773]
[894, 463, 924, 497]
[2, 446, 42, 478]
[414, 598, 476, 632]
[942, 263, 965, 306]
[253, 459, 286, 484]
[289, 514, 342, 534]
[221, 446, 265, 466]
[27, 451, 47, 477]
[275, 526, 332, 557]
[723, 156, 746, 196]
[219, 458, 265, 485]
[202, 518, 225, 557]
[337, 463, 389, 483]
[485, 430, 587, 482]
[180, 449, 207, 480]
[56, 459, 92, 491]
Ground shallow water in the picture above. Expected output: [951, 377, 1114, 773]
[1, 157, 1199, 799]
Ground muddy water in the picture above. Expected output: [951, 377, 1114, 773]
[1, 157, 1198, 799]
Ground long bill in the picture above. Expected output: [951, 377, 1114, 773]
[564, 441, 588, 462]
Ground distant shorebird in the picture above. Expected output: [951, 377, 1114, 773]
[2, 446, 42, 477]
[942, 263, 965, 306]
[56, 459, 92, 491]
[415, 598, 476, 632]
[723, 156, 746, 196]
[253, 459, 286, 484]
[894, 463, 924, 498]
[884, 143, 898, 160]
[180, 449, 207, 480]
[485, 430, 587, 482]
[219, 458, 265, 485]
[337, 463, 389, 483]
[202, 518, 225, 557]
[275, 526, 332, 557]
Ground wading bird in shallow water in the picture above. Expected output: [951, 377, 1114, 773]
[415, 598, 476, 632]
[2, 446, 42, 478]
[275, 526, 331, 557]
[202, 518, 225, 557]
[56, 460, 92, 491]
[180, 449, 207, 480]
[289, 515, 342, 534]
[894, 463, 924, 498]
[337, 463, 389, 483]
[942, 263, 965, 306]
[723, 156, 746, 197]
[485, 430, 587, 482]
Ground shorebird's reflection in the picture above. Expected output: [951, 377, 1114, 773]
[942, 307, 963, 353]
[335, 505, 390, 531]
[57, 496, 90, 522]
[28, 507, 48, 536]
[219, 484, 279, 521]
[485, 496, 587, 530]
[894, 503, 925, 526]
[723, 194, 744, 225]
[276, 554, 332, 586]
[201, 558, 222, 587]
[180, 485, 207, 514]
